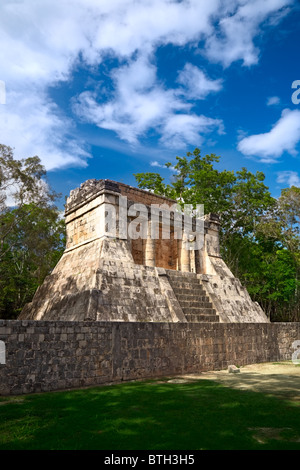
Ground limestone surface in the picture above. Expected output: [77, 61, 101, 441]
[19, 179, 269, 323]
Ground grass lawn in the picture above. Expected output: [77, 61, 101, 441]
[1, 373, 300, 450]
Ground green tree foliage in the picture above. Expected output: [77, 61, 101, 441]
[134, 148, 300, 321]
[0, 145, 65, 319]
[135, 149, 236, 212]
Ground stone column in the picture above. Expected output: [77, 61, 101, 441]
[144, 221, 156, 267]
[179, 234, 190, 272]
[194, 247, 204, 274]
[204, 213, 221, 257]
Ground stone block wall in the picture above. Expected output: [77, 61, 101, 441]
[118, 181, 176, 207]
[0, 320, 299, 395]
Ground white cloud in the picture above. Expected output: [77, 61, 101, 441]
[73, 55, 224, 147]
[0, 0, 295, 168]
[205, 0, 293, 67]
[177, 64, 223, 100]
[267, 96, 281, 106]
[151, 161, 177, 172]
[86, 0, 292, 67]
[277, 171, 300, 187]
[89, 0, 220, 57]
[237, 109, 300, 162]
[0, 1, 93, 169]
[74, 56, 225, 148]
[160, 114, 224, 149]
[73, 56, 190, 145]
[151, 161, 165, 169]
[0, 89, 90, 170]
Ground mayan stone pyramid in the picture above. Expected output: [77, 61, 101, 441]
[19, 179, 269, 323]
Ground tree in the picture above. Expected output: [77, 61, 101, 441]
[0, 144, 59, 260]
[135, 148, 236, 213]
[251, 186, 300, 320]
[278, 186, 300, 251]
[0, 145, 65, 319]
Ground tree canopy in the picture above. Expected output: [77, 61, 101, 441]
[0, 145, 65, 319]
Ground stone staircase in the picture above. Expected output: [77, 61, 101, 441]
[166, 270, 220, 323]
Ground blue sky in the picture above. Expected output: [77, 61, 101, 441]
[1, 0, 300, 209]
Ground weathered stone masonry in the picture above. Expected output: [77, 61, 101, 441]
[19, 179, 268, 324]
[0, 320, 299, 395]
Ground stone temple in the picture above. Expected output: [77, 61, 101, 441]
[19, 179, 268, 324]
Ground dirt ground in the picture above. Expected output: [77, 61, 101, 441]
[172, 361, 300, 401]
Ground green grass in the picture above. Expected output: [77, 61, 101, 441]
[0, 378, 300, 450]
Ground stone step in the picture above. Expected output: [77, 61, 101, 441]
[165, 269, 219, 323]
[168, 276, 199, 284]
[183, 307, 216, 316]
[174, 294, 209, 303]
[167, 277, 199, 285]
[173, 286, 206, 296]
[185, 314, 220, 323]
[171, 281, 201, 288]
[176, 297, 210, 305]
[167, 270, 197, 277]
[170, 282, 203, 290]
[179, 300, 212, 308]
[166, 269, 197, 276]
[169, 278, 203, 285]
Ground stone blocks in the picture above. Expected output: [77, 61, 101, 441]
[0, 320, 299, 395]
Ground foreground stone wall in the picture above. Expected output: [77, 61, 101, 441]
[0, 320, 299, 395]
